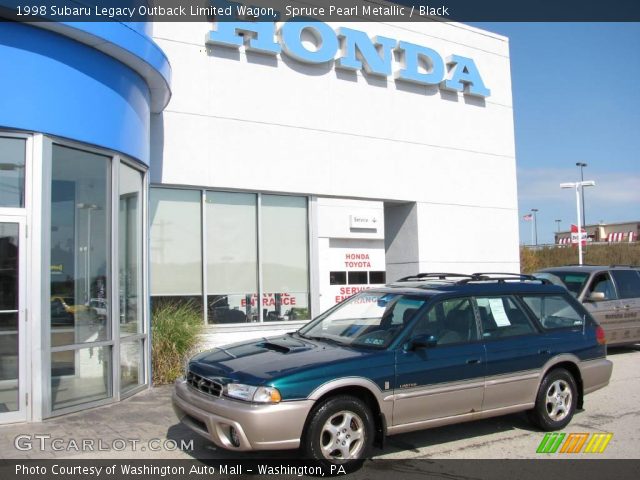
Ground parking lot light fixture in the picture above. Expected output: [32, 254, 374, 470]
[560, 181, 596, 265]
[576, 162, 588, 226]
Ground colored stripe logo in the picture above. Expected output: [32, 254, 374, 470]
[536, 433, 613, 454]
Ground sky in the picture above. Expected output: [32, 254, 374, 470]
[471, 23, 640, 245]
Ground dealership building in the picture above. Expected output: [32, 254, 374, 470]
[0, 16, 518, 422]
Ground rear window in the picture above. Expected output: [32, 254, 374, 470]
[521, 295, 584, 329]
[610, 270, 640, 299]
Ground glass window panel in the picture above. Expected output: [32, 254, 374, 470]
[476, 296, 537, 339]
[150, 188, 202, 296]
[51, 346, 112, 410]
[0, 137, 26, 208]
[415, 298, 477, 344]
[51, 145, 110, 346]
[0, 222, 19, 311]
[151, 296, 203, 317]
[120, 339, 144, 393]
[522, 295, 584, 330]
[330, 271, 347, 285]
[0, 312, 18, 412]
[119, 164, 143, 336]
[0, 223, 19, 412]
[610, 270, 640, 299]
[587, 273, 618, 300]
[348, 271, 368, 285]
[262, 195, 309, 321]
[206, 192, 257, 324]
[369, 271, 386, 284]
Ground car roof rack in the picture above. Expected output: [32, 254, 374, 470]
[460, 272, 549, 284]
[396, 273, 474, 282]
[395, 272, 550, 285]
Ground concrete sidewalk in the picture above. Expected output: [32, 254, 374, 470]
[0, 386, 238, 460]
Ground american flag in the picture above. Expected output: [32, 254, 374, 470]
[522, 214, 533, 221]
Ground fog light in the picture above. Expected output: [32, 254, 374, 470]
[229, 426, 240, 447]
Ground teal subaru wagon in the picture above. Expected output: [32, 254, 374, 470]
[172, 273, 612, 463]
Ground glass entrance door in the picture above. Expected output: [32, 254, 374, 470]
[0, 219, 26, 422]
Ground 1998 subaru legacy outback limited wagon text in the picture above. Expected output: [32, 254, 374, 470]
[172, 273, 613, 463]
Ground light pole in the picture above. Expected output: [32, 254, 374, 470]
[531, 208, 539, 246]
[555, 219, 561, 233]
[576, 162, 587, 227]
[560, 181, 596, 265]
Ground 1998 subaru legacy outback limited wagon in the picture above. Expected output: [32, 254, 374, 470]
[172, 273, 613, 463]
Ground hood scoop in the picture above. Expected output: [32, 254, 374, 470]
[257, 336, 313, 354]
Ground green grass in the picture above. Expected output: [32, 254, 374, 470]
[151, 299, 203, 385]
[521, 243, 640, 274]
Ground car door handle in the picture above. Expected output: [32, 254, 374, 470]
[466, 358, 481, 364]
[538, 349, 551, 355]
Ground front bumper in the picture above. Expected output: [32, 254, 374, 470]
[172, 379, 314, 451]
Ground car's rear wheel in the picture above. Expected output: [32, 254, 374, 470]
[528, 368, 578, 431]
[302, 395, 374, 466]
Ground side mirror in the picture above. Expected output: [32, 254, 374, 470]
[410, 334, 438, 350]
[587, 292, 606, 302]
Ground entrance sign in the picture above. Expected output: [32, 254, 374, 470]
[207, 21, 491, 98]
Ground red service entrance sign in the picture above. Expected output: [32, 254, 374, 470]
[570, 224, 587, 246]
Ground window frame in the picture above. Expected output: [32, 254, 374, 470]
[471, 294, 541, 342]
[149, 185, 312, 325]
[404, 295, 483, 348]
[0, 131, 31, 217]
[518, 293, 588, 332]
[584, 271, 619, 301]
[43, 135, 150, 418]
[609, 269, 640, 300]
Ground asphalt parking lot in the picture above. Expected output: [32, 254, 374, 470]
[1, 345, 638, 460]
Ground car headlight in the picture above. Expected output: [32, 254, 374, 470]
[224, 383, 281, 403]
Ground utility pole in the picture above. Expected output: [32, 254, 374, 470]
[531, 208, 539, 246]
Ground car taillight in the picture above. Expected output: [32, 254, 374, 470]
[596, 326, 606, 345]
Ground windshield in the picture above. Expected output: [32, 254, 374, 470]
[299, 291, 428, 348]
[535, 272, 589, 297]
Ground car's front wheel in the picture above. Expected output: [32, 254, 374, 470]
[302, 395, 374, 465]
[528, 368, 578, 431]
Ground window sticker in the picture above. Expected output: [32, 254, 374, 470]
[488, 298, 511, 326]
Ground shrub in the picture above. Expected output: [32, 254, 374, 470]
[151, 299, 203, 385]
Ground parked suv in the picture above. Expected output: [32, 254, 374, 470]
[172, 273, 612, 464]
[535, 266, 640, 346]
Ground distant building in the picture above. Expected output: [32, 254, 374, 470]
[556, 221, 639, 244]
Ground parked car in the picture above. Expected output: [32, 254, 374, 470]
[535, 265, 640, 346]
[88, 298, 107, 321]
[172, 273, 612, 464]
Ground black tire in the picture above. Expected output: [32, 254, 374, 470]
[528, 368, 578, 431]
[302, 395, 374, 466]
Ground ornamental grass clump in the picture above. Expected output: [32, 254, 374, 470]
[152, 300, 202, 385]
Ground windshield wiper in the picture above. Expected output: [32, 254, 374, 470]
[290, 331, 309, 340]
[306, 335, 346, 346]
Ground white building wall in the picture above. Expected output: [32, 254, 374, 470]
[150, 20, 520, 337]
[316, 198, 385, 312]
